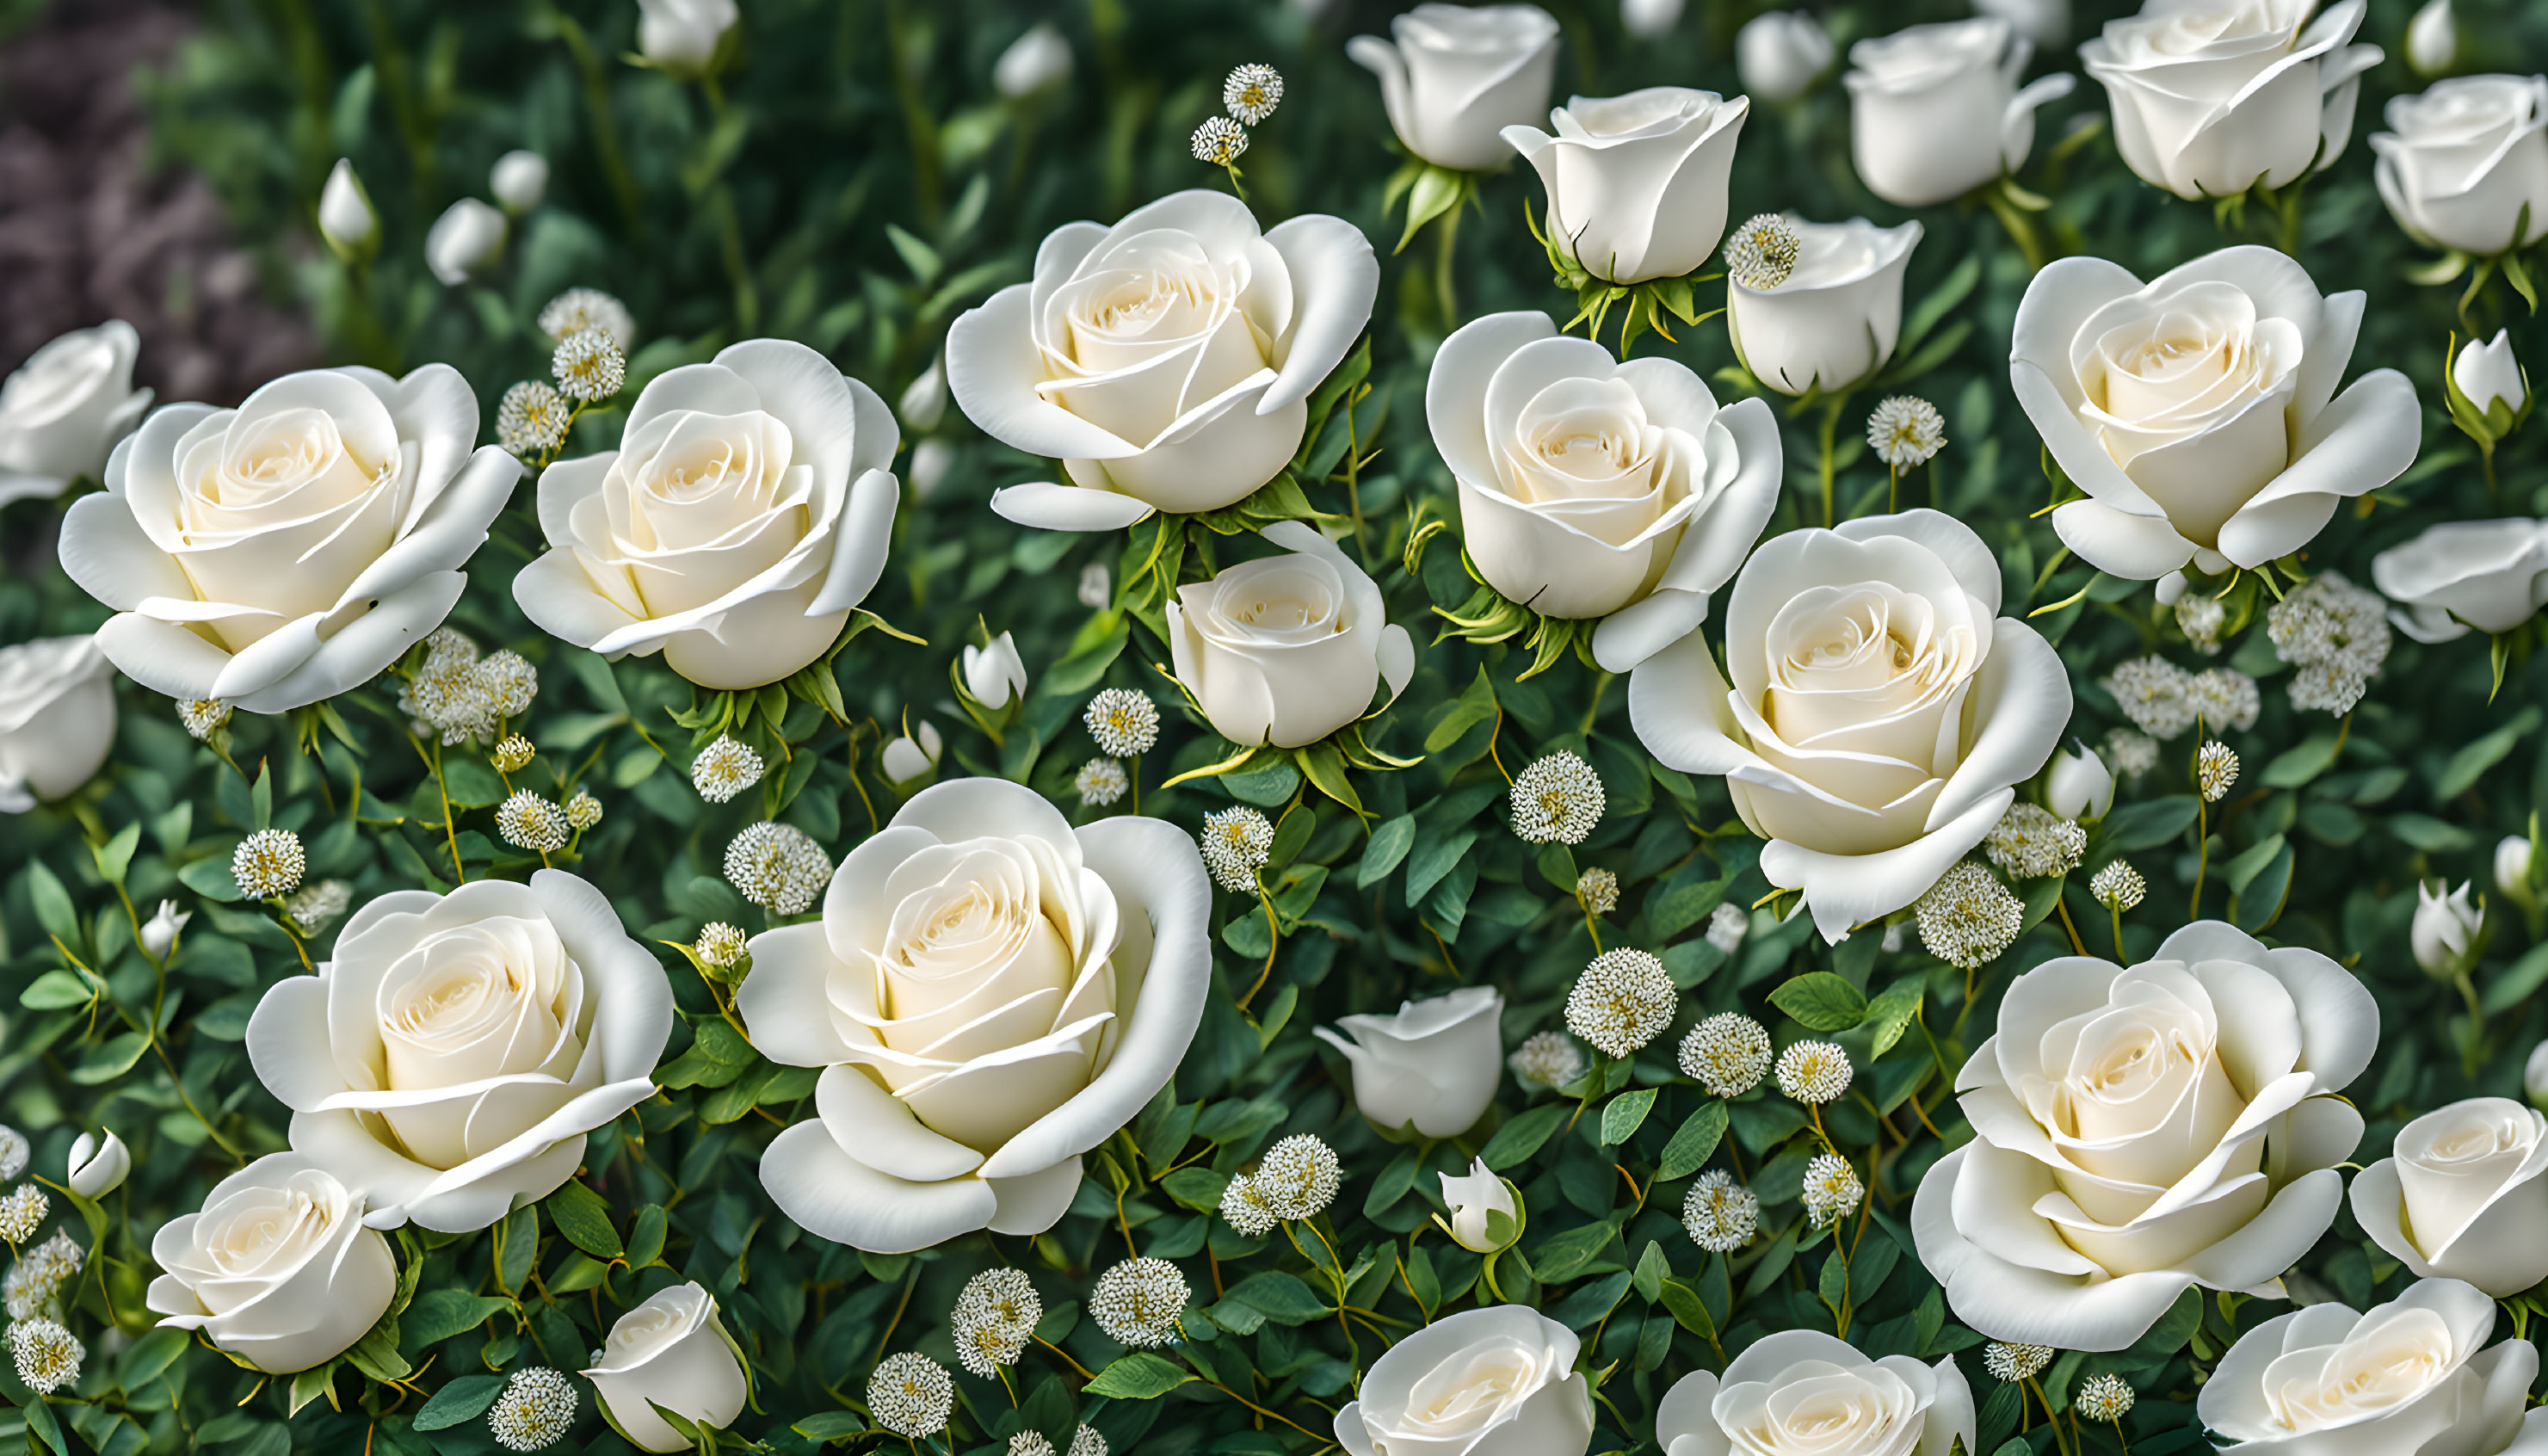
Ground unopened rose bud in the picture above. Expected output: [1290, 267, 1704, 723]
[898, 358, 947, 432]
[423, 199, 507, 287]
[318, 159, 378, 258]
[1737, 10, 1833, 108]
[2454, 330, 2526, 421]
[2413, 879, 2485, 981]
[66, 1128, 128, 1199]
[880, 719, 942, 785]
[1619, 0, 1682, 40]
[637, 0, 738, 78]
[141, 899, 189, 960]
[490, 151, 549, 214]
[2407, 0, 2457, 78]
[2046, 742, 2115, 819]
[994, 22, 1072, 99]
[962, 632, 1029, 710]
[2528, 1040, 2548, 1110]
[1434, 1157, 1523, 1254]
[2498, 834, 2540, 910]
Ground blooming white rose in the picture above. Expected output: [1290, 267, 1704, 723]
[0, 320, 151, 505]
[1977, 0, 2071, 46]
[59, 364, 516, 714]
[1737, 11, 1834, 107]
[489, 150, 548, 214]
[1334, 1305, 1593, 1456]
[1727, 216, 1922, 397]
[584, 1282, 749, 1453]
[2413, 879, 2484, 979]
[1502, 89, 1748, 284]
[65, 1128, 129, 1199]
[1425, 311, 1780, 669]
[2011, 245, 2419, 579]
[2372, 77, 2548, 256]
[145, 1153, 397, 1373]
[244, 871, 675, 1232]
[2199, 1279, 2548, 1456]
[947, 191, 1379, 531]
[1629, 509, 2070, 941]
[317, 159, 377, 256]
[1348, 4, 1561, 173]
[962, 632, 1029, 709]
[2047, 741, 2115, 817]
[0, 635, 115, 814]
[2351, 1098, 2548, 1297]
[2373, 518, 2548, 642]
[423, 198, 506, 287]
[993, 22, 1072, 98]
[737, 778, 1209, 1254]
[1166, 521, 1416, 749]
[1439, 1157, 1521, 1252]
[2082, 0, 2383, 201]
[637, 0, 737, 77]
[1846, 18, 2076, 208]
[1314, 985, 1504, 1138]
[1911, 921, 2376, 1350]
[513, 338, 898, 690]
[1656, 1330, 1976, 1456]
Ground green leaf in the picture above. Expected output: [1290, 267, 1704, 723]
[2224, 834, 2289, 895]
[1359, 816, 1416, 888]
[494, 1206, 537, 1295]
[21, 970, 96, 1011]
[1655, 1101, 1730, 1181]
[2438, 706, 2540, 798]
[1222, 1271, 1329, 1324]
[176, 855, 244, 902]
[627, 1205, 669, 1268]
[1530, 1221, 1617, 1283]
[2104, 795, 2200, 852]
[1404, 830, 1479, 908]
[1632, 1241, 1671, 1305]
[1480, 1102, 1569, 1170]
[401, 1289, 512, 1349]
[91, 824, 141, 887]
[2484, 941, 2548, 1013]
[413, 1374, 506, 1431]
[1768, 972, 1868, 1032]
[28, 860, 77, 942]
[1600, 1088, 1657, 1145]
[544, 1181, 624, 1260]
[1295, 742, 1363, 815]
[1659, 1275, 1717, 1340]
[2262, 732, 2344, 788]
[1082, 1352, 1194, 1399]
[1861, 980, 1925, 1058]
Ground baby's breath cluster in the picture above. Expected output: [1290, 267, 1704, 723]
[1916, 861, 2023, 969]
[951, 1268, 1041, 1377]
[1678, 1013, 1772, 1097]
[0, 1130, 26, 1183]
[497, 379, 571, 460]
[285, 879, 352, 933]
[1801, 1152, 1864, 1226]
[1252, 1133, 1341, 1220]
[2175, 590, 2227, 655]
[1089, 1257, 1188, 1348]
[486, 1367, 579, 1452]
[867, 1351, 953, 1438]
[539, 287, 636, 349]
[2105, 728, 2160, 780]
[0, 1186, 48, 1245]
[1076, 758, 1129, 807]
[3, 1231, 82, 1321]
[1776, 1040, 1852, 1105]
[1681, 1169, 1759, 1253]
[400, 629, 537, 745]
[2076, 1373, 2137, 1422]
[1224, 63, 1282, 125]
[2198, 740, 2240, 802]
[1191, 115, 1249, 167]
[1084, 688, 1159, 757]
[492, 733, 535, 773]
[552, 327, 626, 403]
[1704, 901, 1749, 954]
[497, 791, 570, 853]
[8, 1317, 80, 1394]
[1983, 1342, 2054, 1383]
[1508, 1030, 1589, 1090]
[725, 823, 831, 915]
[2091, 860, 2147, 911]
[2101, 657, 2257, 739]
[178, 698, 230, 742]
[2269, 571, 2391, 715]
[1565, 948, 1676, 1057]
[1200, 807, 1274, 894]
[694, 922, 749, 970]
[1983, 802, 2085, 878]
[1575, 867, 1619, 916]
[231, 828, 305, 899]
[564, 788, 604, 830]
[691, 736, 765, 803]
[1866, 395, 1946, 468]
[1510, 750, 1604, 844]
[1218, 1173, 1279, 1237]
[1725, 213, 1800, 290]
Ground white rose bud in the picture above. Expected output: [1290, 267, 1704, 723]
[2082, 0, 2381, 201]
[1169, 522, 1416, 749]
[961, 632, 1029, 710]
[1436, 1157, 1521, 1254]
[584, 1283, 749, 1453]
[1977, 0, 2070, 47]
[907, 438, 953, 501]
[1728, 215, 1922, 397]
[1348, 4, 1562, 172]
[1077, 563, 1112, 611]
[1334, 1306, 1592, 1456]
[2453, 329, 2527, 416]
[898, 357, 947, 432]
[1502, 89, 1747, 285]
[0, 636, 116, 814]
[66, 1129, 129, 1199]
[2527, 1041, 2548, 1109]
[140, 900, 190, 960]
[2497, 835, 2540, 908]
[317, 159, 378, 256]
[489, 150, 549, 214]
[992, 22, 1072, 99]
[0, 320, 152, 505]
[1845, 18, 2075, 208]
[2412, 879, 2485, 980]
[423, 198, 507, 287]
[1313, 986, 1504, 1138]
[2046, 742, 2115, 818]
[1619, 0, 1681, 40]
[2372, 519, 2548, 643]
[2408, 0, 2458, 78]
[636, 0, 738, 79]
[1658, 1333, 1977, 1456]
[2199, 1280, 2535, 1455]
[879, 719, 942, 784]
[2350, 1098, 2548, 1295]
[1737, 10, 1834, 108]
[146, 1155, 398, 1373]
[2372, 79, 2548, 256]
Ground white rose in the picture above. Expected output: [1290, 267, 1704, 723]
[513, 338, 899, 690]
[1348, 4, 1561, 173]
[947, 191, 1379, 530]
[1846, 18, 2076, 208]
[1737, 11, 1834, 107]
[1620, 0, 1682, 40]
[1501, 89, 1749, 284]
[1438, 1157, 1521, 1252]
[1425, 311, 1780, 669]
[583, 1281, 749, 1453]
[2373, 518, 2548, 642]
[2351, 1098, 2548, 1296]
[423, 198, 506, 287]
[2012, 245, 2419, 580]
[58, 364, 516, 714]
[2372, 77, 2548, 256]
[2409, 0, 2459, 78]
[489, 150, 548, 214]
[993, 22, 1072, 99]
[1313, 985, 1504, 1138]
[637, 0, 737, 77]
[1656, 1330, 1976, 1456]
[2413, 879, 2484, 979]
[244, 871, 675, 1232]
[0, 321, 151, 505]
[737, 778, 1210, 1254]
[145, 1153, 398, 1373]
[1166, 521, 1416, 750]
[2456, 328, 2529, 416]
[1628, 509, 2069, 940]
[2199, 1278, 2548, 1456]
[2499, 834, 2539, 905]
[1910, 921, 2376, 1350]
[317, 159, 378, 256]
[65, 1128, 129, 1199]
[1727, 216, 1922, 397]
[1977, 0, 2071, 47]
[962, 632, 1029, 709]
[2082, 0, 2383, 201]
[1334, 1305, 1593, 1456]
[0, 635, 115, 814]
[2046, 741, 2115, 817]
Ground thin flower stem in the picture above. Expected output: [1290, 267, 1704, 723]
[1819, 396, 1843, 527]
[1237, 878, 1280, 1011]
[2053, 897, 2087, 956]
[1434, 196, 1463, 331]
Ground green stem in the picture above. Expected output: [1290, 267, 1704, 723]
[549, 11, 645, 237]
[2190, 796, 2210, 920]
[1818, 396, 1844, 527]
[1435, 195, 1463, 332]
[700, 78, 760, 330]
[885, 0, 945, 227]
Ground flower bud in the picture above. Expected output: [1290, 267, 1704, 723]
[140, 899, 189, 960]
[637, 0, 738, 78]
[1619, 0, 1682, 40]
[2154, 569, 2189, 606]
[908, 438, 953, 502]
[2454, 330, 2526, 420]
[898, 358, 947, 432]
[423, 198, 507, 287]
[2412, 879, 2485, 980]
[2407, 0, 2457, 79]
[490, 150, 549, 214]
[1736, 10, 1833, 108]
[880, 719, 942, 784]
[317, 159, 378, 259]
[1435, 1157, 1523, 1254]
[1976, 0, 2068, 46]
[2498, 834, 2541, 910]
[994, 22, 1072, 99]
[2046, 742, 2114, 819]
[1077, 563, 1113, 611]
[962, 632, 1030, 710]
[66, 1129, 128, 1199]
[2528, 1040, 2548, 1110]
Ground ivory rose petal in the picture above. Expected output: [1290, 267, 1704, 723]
[0, 320, 151, 506]
[1501, 88, 1748, 284]
[2350, 1097, 2548, 1296]
[2373, 75, 2548, 255]
[584, 1281, 749, 1452]
[1657, 1329, 1975, 1456]
[1846, 17, 2075, 208]
[145, 1154, 398, 1373]
[1335, 1305, 1593, 1456]
[1166, 521, 1415, 749]
[2372, 518, 2548, 642]
[1347, 4, 1561, 172]
[0, 635, 115, 814]
[1315, 985, 1504, 1139]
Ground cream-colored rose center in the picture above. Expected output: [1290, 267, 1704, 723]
[201, 1182, 336, 1286]
[1721, 1366, 1920, 1455]
[370, 916, 584, 1169]
[2263, 1310, 2456, 1433]
[2133, 0, 2297, 60]
[1206, 559, 1347, 640]
[1401, 1345, 1542, 1436]
[1761, 586, 1973, 749]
